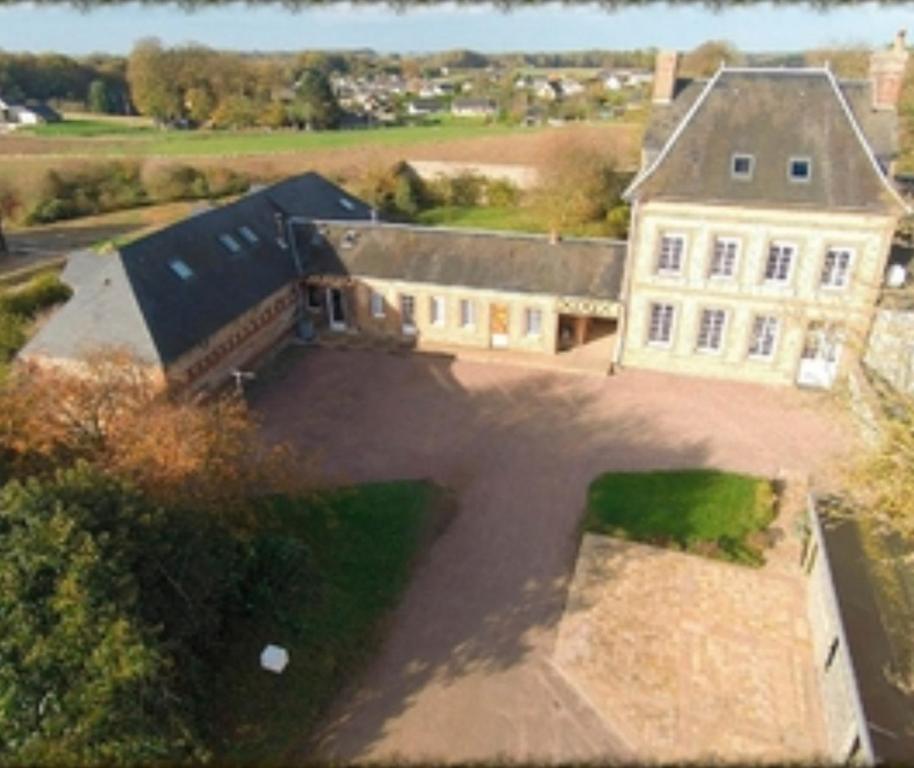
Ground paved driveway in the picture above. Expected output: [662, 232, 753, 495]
[255, 347, 852, 763]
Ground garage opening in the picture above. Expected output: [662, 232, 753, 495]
[557, 315, 617, 353]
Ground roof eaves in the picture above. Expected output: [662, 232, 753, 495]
[623, 64, 726, 202]
[824, 67, 912, 215]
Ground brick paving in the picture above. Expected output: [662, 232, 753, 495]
[254, 347, 853, 763]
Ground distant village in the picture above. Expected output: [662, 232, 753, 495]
[327, 65, 653, 127]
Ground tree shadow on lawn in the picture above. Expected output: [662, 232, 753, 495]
[248, 346, 820, 763]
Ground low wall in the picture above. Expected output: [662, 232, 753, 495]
[864, 307, 914, 394]
[406, 160, 540, 189]
[804, 495, 875, 765]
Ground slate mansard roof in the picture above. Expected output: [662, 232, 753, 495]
[629, 68, 907, 214]
[22, 173, 374, 367]
[306, 222, 627, 302]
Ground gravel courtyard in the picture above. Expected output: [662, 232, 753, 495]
[254, 346, 853, 763]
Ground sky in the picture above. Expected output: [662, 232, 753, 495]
[0, 1, 908, 56]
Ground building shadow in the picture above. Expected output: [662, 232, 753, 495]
[251, 342, 724, 763]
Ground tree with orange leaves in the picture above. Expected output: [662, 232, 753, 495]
[0, 349, 315, 526]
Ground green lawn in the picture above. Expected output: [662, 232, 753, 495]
[416, 204, 548, 232]
[416, 204, 619, 238]
[584, 470, 776, 565]
[24, 120, 532, 157]
[27, 118, 155, 137]
[211, 480, 449, 763]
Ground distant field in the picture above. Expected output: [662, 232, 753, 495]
[25, 118, 155, 138]
[6, 119, 530, 158]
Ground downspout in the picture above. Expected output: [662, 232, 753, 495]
[284, 214, 311, 341]
[614, 198, 639, 369]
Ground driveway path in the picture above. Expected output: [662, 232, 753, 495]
[255, 347, 852, 763]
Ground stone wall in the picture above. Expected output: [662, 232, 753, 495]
[406, 160, 540, 190]
[804, 495, 876, 765]
[864, 305, 914, 394]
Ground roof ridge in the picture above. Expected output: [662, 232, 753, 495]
[823, 67, 911, 214]
[623, 66, 726, 201]
[313, 219, 628, 247]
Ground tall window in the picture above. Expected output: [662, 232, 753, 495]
[460, 299, 476, 328]
[401, 294, 416, 334]
[709, 238, 739, 279]
[764, 243, 795, 283]
[696, 309, 727, 353]
[821, 248, 853, 288]
[657, 235, 685, 274]
[306, 285, 322, 310]
[648, 303, 675, 346]
[748, 315, 779, 359]
[370, 291, 385, 318]
[525, 308, 543, 336]
[430, 295, 446, 327]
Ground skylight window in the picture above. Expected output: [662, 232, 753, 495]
[169, 259, 194, 281]
[219, 233, 242, 253]
[238, 226, 259, 245]
[731, 153, 754, 180]
[788, 157, 811, 183]
[338, 196, 356, 211]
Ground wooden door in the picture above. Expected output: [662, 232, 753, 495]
[490, 303, 509, 348]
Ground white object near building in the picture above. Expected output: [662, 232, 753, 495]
[260, 644, 289, 674]
[886, 263, 907, 288]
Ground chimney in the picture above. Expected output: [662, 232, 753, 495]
[869, 29, 909, 111]
[652, 50, 679, 105]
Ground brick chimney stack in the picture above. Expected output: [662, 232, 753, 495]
[869, 29, 909, 111]
[652, 50, 679, 105]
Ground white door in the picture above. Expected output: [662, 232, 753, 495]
[797, 324, 841, 389]
[327, 288, 346, 331]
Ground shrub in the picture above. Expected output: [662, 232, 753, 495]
[0, 311, 25, 362]
[485, 178, 520, 208]
[144, 163, 210, 202]
[358, 161, 427, 219]
[605, 204, 631, 239]
[26, 163, 147, 224]
[203, 166, 251, 198]
[0, 273, 72, 319]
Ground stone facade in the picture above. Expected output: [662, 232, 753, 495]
[864, 303, 914, 394]
[620, 201, 896, 387]
[305, 275, 565, 355]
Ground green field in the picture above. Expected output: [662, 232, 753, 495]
[20, 119, 532, 157]
[212, 481, 448, 763]
[26, 118, 155, 137]
[584, 470, 776, 565]
[416, 204, 621, 238]
[416, 204, 547, 232]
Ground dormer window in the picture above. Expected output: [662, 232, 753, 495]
[238, 226, 259, 245]
[731, 154, 754, 180]
[169, 259, 194, 281]
[788, 157, 811, 183]
[219, 234, 241, 253]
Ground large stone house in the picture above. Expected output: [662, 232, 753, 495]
[620, 35, 910, 388]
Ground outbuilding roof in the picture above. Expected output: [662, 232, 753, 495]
[629, 68, 907, 214]
[22, 173, 374, 367]
[306, 222, 627, 301]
